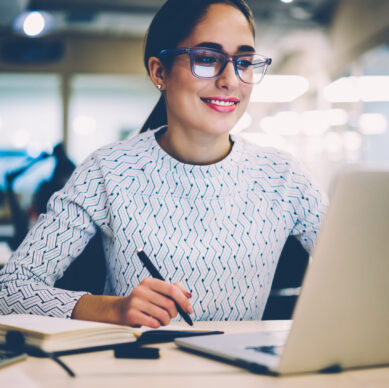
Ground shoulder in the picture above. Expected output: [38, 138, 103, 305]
[233, 135, 327, 196]
[91, 130, 154, 163]
[233, 134, 297, 175]
[66, 130, 157, 187]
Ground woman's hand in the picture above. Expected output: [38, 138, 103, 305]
[118, 278, 193, 328]
[71, 279, 193, 328]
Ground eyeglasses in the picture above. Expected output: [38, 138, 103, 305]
[159, 47, 272, 85]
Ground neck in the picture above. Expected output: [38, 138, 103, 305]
[156, 126, 232, 165]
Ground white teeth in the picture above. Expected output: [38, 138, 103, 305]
[208, 99, 235, 106]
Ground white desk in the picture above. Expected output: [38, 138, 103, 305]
[1, 320, 388, 388]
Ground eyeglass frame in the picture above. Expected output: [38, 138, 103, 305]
[159, 47, 272, 85]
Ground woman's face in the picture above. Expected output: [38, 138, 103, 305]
[163, 3, 255, 138]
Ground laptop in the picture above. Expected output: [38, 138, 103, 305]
[175, 168, 389, 375]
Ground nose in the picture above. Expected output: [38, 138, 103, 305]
[215, 60, 240, 90]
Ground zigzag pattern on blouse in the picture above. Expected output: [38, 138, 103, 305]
[0, 129, 328, 320]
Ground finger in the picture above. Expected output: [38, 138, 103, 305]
[131, 291, 172, 326]
[130, 283, 178, 320]
[173, 282, 192, 298]
[139, 301, 172, 326]
[146, 279, 193, 314]
[126, 308, 161, 329]
[147, 290, 178, 319]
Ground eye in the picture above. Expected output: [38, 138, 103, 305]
[236, 59, 252, 70]
[194, 51, 218, 65]
[237, 57, 266, 71]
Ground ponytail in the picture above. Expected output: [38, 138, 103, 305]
[140, 95, 167, 133]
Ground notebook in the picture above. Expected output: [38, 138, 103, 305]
[0, 314, 222, 355]
[176, 168, 389, 375]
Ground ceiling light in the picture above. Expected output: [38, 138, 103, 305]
[324, 76, 389, 103]
[13, 10, 54, 37]
[260, 111, 300, 136]
[359, 76, 389, 102]
[23, 11, 45, 37]
[358, 113, 387, 135]
[259, 109, 347, 137]
[343, 131, 362, 152]
[323, 77, 359, 103]
[300, 111, 330, 136]
[300, 109, 348, 136]
[281, 0, 294, 3]
[326, 109, 348, 126]
[251, 75, 309, 103]
[324, 131, 343, 154]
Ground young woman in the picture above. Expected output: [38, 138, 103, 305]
[0, 0, 328, 328]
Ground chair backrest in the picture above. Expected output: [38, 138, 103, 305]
[54, 231, 106, 294]
[262, 235, 308, 320]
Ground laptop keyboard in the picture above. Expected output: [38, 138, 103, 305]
[245, 345, 284, 356]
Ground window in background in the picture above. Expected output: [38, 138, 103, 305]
[68, 75, 159, 165]
[236, 45, 389, 193]
[0, 73, 61, 198]
[359, 45, 389, 166]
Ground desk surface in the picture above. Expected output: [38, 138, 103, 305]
[0, 320, 388, 388]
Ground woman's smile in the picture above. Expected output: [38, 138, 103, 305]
[200, 96, 240, 112]
[161, 3, 254, 142]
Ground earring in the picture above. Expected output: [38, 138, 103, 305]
[156, 84, 162, 90]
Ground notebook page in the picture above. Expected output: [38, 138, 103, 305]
[0, 314, 122, 336]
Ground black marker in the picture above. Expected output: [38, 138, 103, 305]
[136, 249, 193, 326]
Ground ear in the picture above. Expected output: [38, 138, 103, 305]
[148, 56, 167, 91]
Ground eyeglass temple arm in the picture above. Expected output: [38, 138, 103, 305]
[159, 48, 190, 56]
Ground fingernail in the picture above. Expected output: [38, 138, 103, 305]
[188, 305, 193, 314]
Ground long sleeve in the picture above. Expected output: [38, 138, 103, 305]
[0, 129, 330, 321]
[286, 159, 329, 253]
[0, 152, 110, 318]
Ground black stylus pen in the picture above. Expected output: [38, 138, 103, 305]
[136, 249, 193, 326]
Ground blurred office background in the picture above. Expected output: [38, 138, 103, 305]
[0, 0, 388, 311]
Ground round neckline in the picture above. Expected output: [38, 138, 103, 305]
[145, 126, 243, 178]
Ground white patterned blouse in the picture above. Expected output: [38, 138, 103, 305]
[0, 127, 328, 320]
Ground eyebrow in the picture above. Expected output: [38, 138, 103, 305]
[194, 42, 256, 53]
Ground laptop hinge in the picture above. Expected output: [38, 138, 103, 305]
[235, 358, 280, 376]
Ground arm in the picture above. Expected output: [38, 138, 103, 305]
[287, 161, 329, 253]
[0, 153, 106, 318]
[0, 209, 192, 324]
[0, 147, 193, 326]
[71, 279, 193, 328]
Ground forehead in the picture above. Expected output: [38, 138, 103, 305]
[178, 3, 255, 53]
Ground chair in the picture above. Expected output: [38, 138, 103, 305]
[262, 236, 309, 320]
[54, 230, 106, 294]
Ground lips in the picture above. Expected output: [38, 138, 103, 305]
[200, 96, 240, 113]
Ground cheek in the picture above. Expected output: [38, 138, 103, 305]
[243, 84, 253, 99]
[166, 71, 201, 105]
[239, 85, 252, 109]
[167, 60, 197, 91]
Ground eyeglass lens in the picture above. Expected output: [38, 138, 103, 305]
[191, 49, 267, 84]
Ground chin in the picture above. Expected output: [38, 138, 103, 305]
[203, 116, 239, 134]
[203, 123, 235, 136]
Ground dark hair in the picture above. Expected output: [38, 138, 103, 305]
[140, 0, 255, 133]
